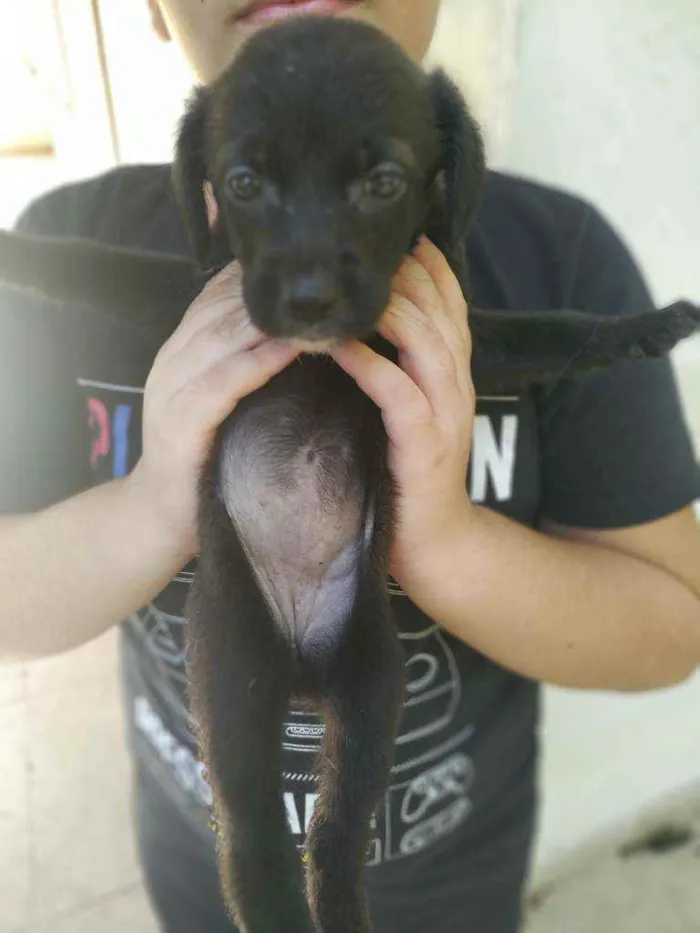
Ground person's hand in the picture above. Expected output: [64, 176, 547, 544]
[127, 262, 299, 558]
[330, 237, 475, 586]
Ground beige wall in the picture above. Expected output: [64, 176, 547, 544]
[426, 0, 520, 162]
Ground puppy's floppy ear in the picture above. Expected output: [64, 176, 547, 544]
[426, 70, 486, 257]
[173, 87, 214, 268]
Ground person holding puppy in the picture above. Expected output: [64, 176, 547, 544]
[1, 1, 699, 931]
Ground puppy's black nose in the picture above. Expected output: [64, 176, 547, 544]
[282, 271, 337, 319]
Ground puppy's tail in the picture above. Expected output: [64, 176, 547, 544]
[470, 301, 700, 392]
[0, 229, 203, 344]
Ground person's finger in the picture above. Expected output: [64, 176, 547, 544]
[391, 241, 469, 349]
[411, 236, 470, 340]
[179, 261, 246, 332]
[173, 339, 299, 429]
[152, 306, 280, 398]
[329, 341, 435, 451]
[155, 336, 260, 400]
[156, 263, 256, 367]
[391, 250, 444, 323]
[376, 301, 467, 428]
[389, 244, 472, 400]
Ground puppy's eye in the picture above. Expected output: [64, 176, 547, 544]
[364, 165, 407, 202]
[226, 168, 263, 202]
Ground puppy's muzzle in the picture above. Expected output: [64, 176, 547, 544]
[282, 269, 338, 322]
[244, 246, 386, 347]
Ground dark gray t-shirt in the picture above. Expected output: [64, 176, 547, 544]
[2, 165, 698, 931]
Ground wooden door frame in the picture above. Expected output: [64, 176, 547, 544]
[51, 0, 119, 172]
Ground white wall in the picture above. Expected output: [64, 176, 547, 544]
[426, 0, 520, 163]
[96, 0, 193, 165]
[501, 0, 700, 310]
[0, 0, 118, 227]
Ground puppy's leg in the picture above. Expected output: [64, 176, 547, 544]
[470, 301, 700, 390]
[186, 493, 314, 933]
[304, 570, 405, 933]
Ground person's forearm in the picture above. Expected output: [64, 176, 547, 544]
[403, 506, 700, 691]
[0, 476, 193, 661]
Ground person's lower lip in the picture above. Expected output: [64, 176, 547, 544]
[238, 0, 361, 28]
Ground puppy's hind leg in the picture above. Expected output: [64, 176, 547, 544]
[304, 570, 405, 933]
[186, 492, 314, 933]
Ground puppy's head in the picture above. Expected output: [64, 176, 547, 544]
[173, 17, 484, 349]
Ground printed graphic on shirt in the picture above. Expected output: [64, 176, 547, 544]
[470, 410, 519, 503]
[81, 378, 524, 863]
[80, 378, 143, 483]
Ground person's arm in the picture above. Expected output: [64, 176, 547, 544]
[331, 236, 700, 692]
[403, 503, 700, 691]
[1, 263, 299, 662]
[0, 478, 192, 660]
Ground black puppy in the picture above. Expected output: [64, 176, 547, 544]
[1, 17, 699, 933]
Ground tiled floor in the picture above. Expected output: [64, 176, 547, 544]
[2, 630, 700, 932]
[0, 630, 158, 933]
[524, 790, 700, 933]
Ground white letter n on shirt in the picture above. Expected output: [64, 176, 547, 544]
[470, 415, 518, 503]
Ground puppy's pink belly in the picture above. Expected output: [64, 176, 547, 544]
[217, 412, 366, 650]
